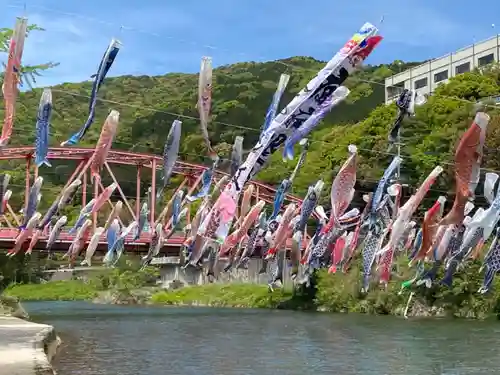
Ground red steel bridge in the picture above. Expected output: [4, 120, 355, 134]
[0, 147, 305, 255]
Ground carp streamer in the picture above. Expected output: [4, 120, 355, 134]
[198, 56, 216, 160]
[1, 17, 28, 147]
[62, 38, 121, 146]
[34, 89, 53, 168]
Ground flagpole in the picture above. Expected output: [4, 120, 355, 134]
[397, 139, 401, 181]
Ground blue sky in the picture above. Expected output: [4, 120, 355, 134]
[2, 0, 500, 87]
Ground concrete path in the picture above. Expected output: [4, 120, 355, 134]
[0, 316, 59, 375]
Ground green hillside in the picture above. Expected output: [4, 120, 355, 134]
[6, 58, 412, 154]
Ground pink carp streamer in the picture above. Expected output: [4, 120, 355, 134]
[377, 184, 403, 285]
[238, 184, 254, 222]
[91, 183, 118, 213]
[7, 213, 41, 256]
[197, 56, 216, 160]
[410, 196, 446, 263]
[378, 166, 443, 259]
[440, 112, 489, 226]
[90, 110, 120, 182]
[266, 203, 297, 257]
[330, 145, 358, 228]
[1, 17, 28, 147]
[220, 200, 265, 255]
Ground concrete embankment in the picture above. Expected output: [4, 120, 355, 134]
[0, 316, 61, 375]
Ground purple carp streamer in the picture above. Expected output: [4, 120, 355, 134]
[1, 17, 28, 147]
[197, 56, 216, 160]
[21, 176, 43, 230]
[34, 89, 53, 168]
[282, 86, 350, 161]
[90, 110, 120, 182]
[157, 120, 182, 199]
[61, 39, 121, 146]
[260, 73, 290, 137]
[230, 136, 244, 177]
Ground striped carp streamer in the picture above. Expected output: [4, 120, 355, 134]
[1, 17, 28, 147]
[198, 23, 382, 243]
[34, 89, 53, 168]
[387, 89, 426, 151]
[157, 119, 182, 199]
[246, 23, 382, 184]
[90, 110, 120, 182]
[61, 38, 121, 146]
[197, 56, 217, 160]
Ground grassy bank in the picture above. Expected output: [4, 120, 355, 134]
[150, 284, 298, 309]
[149, 258, 500, 318]
[4, 280, 98, 301]
[2, 258, 160, 302]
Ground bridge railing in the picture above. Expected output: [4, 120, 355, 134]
[0, 228, 187, 247]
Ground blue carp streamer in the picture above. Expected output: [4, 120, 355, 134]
[34, 88, 53, 168]
[62, 39, 121, 146]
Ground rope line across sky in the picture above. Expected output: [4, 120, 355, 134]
[6, 1, 500, 107]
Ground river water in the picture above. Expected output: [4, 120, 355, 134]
[22, 301, 500, 375]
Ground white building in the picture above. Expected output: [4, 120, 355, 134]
[385, 35, 500, 103]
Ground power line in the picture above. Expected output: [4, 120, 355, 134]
[7, 1, 499, 111]
[5, 3, 294, 69]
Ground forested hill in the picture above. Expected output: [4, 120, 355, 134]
[7, 57, 418, 160]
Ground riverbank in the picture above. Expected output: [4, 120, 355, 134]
[4, 280, 99, 301]
[4, 259, 500, 319]
[0, 315, 61, 375]
[149, 283, 302, 309]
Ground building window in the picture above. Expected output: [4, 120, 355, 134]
[455, 62, 470, 75]
[434, 70, 449, 83]
[478, 53, 495, 67]
[387, 81, 405, 99]
[414, 78, 428, 89]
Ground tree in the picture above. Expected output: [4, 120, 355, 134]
[0, 24, 59, 88]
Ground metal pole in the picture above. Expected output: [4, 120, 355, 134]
[396, 139, 401, 181]
[24, 156, 31, 211]
[93, 178, 98, 231]
[150, 158, 156, 232]
[104, 162, 137, 221]
[82, 167, 87, 207]
[136, 165, 141, 220]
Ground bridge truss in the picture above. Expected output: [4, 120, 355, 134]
[0, 147, 304, 254]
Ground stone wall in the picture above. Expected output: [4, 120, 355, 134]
[159, 257, 294, 288]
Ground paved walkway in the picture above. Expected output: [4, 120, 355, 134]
[0, 316, 57, 375]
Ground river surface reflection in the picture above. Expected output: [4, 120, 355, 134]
[24, 301, 500, 375]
